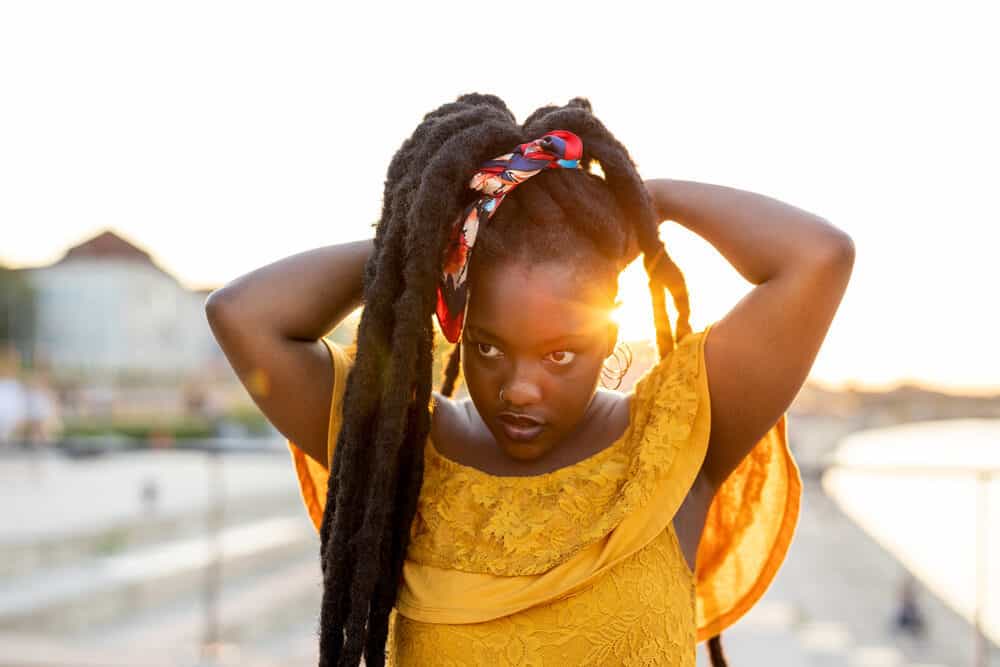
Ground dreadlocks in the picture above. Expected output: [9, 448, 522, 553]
[317, 93, 727, 666]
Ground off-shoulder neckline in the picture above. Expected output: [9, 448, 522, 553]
[423, 325, 709, 482]
[425, 386, 639, 483]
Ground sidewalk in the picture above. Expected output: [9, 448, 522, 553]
[3, 447, 996, 665]
[1, 445, 295, 544]
[0, 446, 321, 666]
[697, 477, 999, 667]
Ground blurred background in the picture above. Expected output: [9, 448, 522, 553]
[1, 1, 997, 665]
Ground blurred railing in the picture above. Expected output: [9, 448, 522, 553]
[825, 460, 998, 667]
[2, 435, 294, 665]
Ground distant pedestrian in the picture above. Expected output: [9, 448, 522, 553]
[893, 573, 926, 637]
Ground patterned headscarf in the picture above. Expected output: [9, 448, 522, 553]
[434, 129, 584, 343]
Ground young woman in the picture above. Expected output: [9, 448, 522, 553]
[206, 94, 854, 666]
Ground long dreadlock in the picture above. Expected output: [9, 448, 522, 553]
[318, 93, 729, 666]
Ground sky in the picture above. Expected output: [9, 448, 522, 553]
[1, 1, 997, 395]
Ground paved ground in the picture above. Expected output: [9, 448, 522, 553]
[2, 445, 997, 666]
[696, 477, 999, 667]
[0, 444, 293, 543]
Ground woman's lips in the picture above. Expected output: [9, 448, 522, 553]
[497, 414, 546, 442]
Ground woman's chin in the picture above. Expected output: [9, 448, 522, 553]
[497, 435, 560, 464]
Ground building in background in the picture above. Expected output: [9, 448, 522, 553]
[13, 230, 223, 380]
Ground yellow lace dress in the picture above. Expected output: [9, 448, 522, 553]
[287, 324, 801, 666]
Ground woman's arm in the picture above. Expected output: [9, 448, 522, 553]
[644, 179, 855, 490]
[205, 239, 374, 465]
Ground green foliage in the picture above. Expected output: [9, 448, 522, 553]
[222, 403, 274, 435]
[0, 267, 36, 365]
[61, 416, 216, 440]
[93, 527, 131, 555]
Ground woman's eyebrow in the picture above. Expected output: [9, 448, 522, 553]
[537, 332, 594, 347]
[465, 325, 507, 342]
[466, 325, 592, 347]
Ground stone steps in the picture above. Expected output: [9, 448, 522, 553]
[76, 550, 323, 664]
[0, 514, 317, 635]
[0, 491, 304, 579]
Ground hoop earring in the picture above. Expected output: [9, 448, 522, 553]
[600, 342, 633, 390]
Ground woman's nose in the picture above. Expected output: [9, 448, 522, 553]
[503, 365, 543, 405]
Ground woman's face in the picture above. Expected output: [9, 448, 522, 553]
[460, 257, 618, 464]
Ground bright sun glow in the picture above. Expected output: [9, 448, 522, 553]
[2, 3, 998, 393]
[611, 259, 658, 343]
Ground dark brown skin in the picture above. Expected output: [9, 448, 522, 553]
[204, 238, 369, 473]
[205, 179, 854, 575]
[433, 258, 622, 474]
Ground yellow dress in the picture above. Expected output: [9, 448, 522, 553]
[287, 323, 801, 666]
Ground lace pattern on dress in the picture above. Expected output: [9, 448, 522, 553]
[406, 331, 704, 576]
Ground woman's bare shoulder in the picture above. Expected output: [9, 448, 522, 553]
[429, 393, 505, 467]
[430, 392, 472, 446]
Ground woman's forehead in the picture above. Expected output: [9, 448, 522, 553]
[466, 260, 613, 344]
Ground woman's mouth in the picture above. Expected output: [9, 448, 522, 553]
[497, 413, 546, 442]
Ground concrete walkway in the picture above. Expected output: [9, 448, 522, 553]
[1, 445, 294, 543]
[2, 446, 997, 666]
[697, 478, 999, 667]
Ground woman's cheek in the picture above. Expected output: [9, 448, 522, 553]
[461, 358, 495, 398]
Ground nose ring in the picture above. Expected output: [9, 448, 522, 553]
[499, 387, 506, 402]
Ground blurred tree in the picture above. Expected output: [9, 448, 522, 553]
[0, 267, 37, 369]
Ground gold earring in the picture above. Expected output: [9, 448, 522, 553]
[600, 342, 633, 390]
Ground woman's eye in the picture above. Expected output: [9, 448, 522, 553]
[546, 350, 576, 366]
[477, 343, 502, 358]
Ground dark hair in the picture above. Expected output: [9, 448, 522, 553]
[470, 156, 627, 301]
[317, 93, 722, 667]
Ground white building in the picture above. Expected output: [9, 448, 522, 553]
[19, 230, 222, 379]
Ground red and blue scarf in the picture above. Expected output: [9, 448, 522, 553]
[434, 129, 584, 343]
